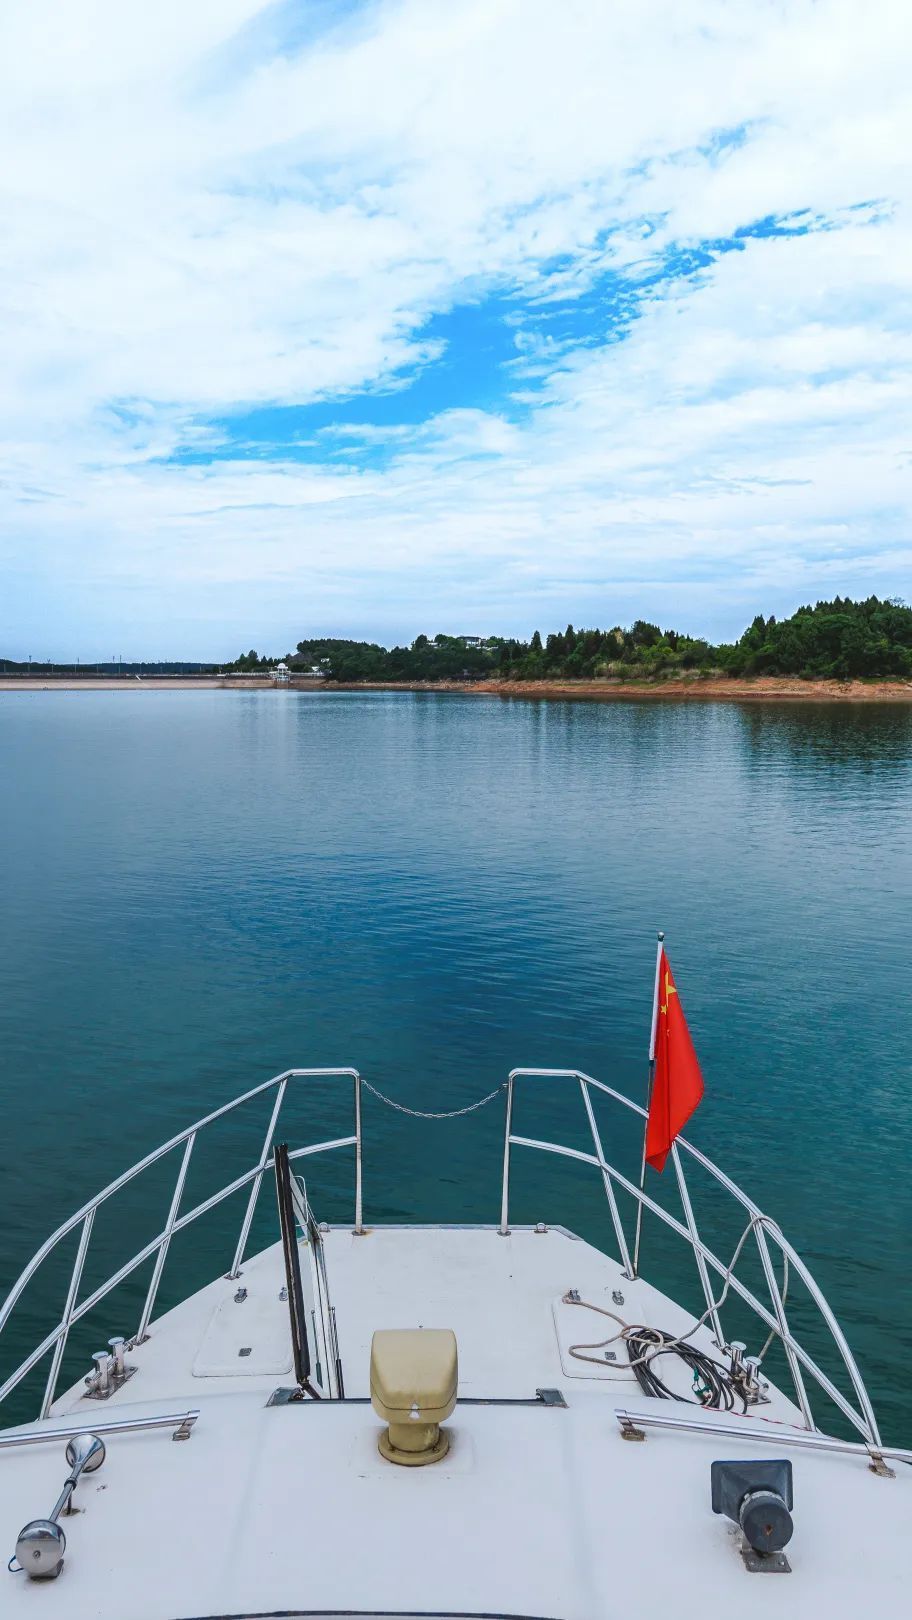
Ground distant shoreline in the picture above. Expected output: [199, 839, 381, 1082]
[4, 674, 912, 701]
[0, 676, 247, 690]
[466, 676, 912, 703]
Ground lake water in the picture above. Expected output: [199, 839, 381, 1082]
[1, 691, 910, 1441]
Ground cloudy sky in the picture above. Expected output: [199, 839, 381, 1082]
[2, 0, 910, 659]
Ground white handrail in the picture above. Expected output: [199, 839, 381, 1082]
[499, 1068, 882, 1449]
[0, 1069, 362, 1416]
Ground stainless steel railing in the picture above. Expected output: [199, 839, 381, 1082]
[0, 1061, 884, 1453]
[499, 1068, 882, 1450]
[0, 1068, 362, 1418]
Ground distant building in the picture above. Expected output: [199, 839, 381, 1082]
[273, 662, 291, 685]
[460, 636, 485, 648]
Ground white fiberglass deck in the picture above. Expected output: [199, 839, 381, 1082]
[53, 1224, 803, 1413]
[1, 1225, 909, 1620]
[2, 1067, 910, 1619]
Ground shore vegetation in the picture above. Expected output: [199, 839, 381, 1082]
[6, 599, 910, 687]
[223, 597, 912, 684]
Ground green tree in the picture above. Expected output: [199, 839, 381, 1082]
[265, 598, 912, 686]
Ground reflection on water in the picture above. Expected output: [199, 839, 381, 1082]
[0, 692, 910, 1437]
[738, 701, 912, 770]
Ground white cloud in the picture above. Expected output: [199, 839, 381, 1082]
[0, 0, 910, 654]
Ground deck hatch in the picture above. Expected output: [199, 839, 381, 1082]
[192, 1291, 293, 1377]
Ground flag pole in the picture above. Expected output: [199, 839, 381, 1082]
[631, 929, 664, 1278]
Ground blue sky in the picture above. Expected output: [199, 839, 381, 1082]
[1, 0, 910, 659]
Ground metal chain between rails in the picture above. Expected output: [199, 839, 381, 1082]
[360, 1078, 506, 1119]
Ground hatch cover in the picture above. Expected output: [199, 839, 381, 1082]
[192, 1288, 294, 1377]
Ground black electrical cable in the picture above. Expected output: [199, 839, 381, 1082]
[623, 1325, 747, 1412]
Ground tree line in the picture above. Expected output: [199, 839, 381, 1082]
[224, 600, 912, 683]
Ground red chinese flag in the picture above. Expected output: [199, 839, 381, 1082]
[645, 950, 704, 1172]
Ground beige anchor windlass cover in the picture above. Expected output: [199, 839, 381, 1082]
[370, 1328, 458, 1425]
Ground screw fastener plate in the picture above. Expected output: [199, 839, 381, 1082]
[741, 1546, 791, 1574]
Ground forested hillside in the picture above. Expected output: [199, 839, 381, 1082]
[223, 598, 912, 683]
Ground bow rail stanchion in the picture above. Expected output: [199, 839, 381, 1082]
[0, 1069, 362, 1418]
[497, 1064, 882, 1451]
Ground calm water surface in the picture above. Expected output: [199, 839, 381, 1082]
[1, 692, 910, 1438]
